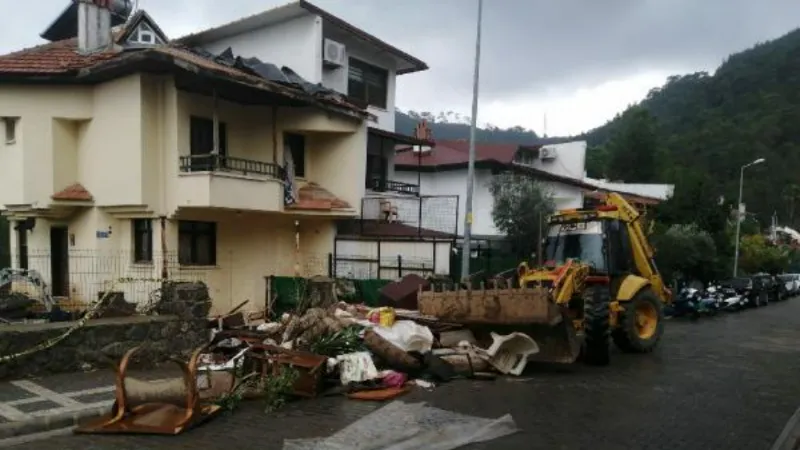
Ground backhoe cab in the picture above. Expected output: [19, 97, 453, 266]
[418, 192, 671, 367]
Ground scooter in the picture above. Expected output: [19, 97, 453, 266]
[720, 286, 748, 311]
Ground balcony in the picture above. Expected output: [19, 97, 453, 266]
[175, 155, 286, 212]
[365, 176, 420, 196]
[179, 155, 285, 178]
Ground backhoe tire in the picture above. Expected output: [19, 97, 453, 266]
[582, 287, 611, 366]
[612, 289, 664, 354]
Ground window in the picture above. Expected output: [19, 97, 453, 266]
[366, 153, 388, 190]
[178, 221, 216, 266]
[3, 117, 17, 144]
[128, 23, 163, 46]
[284, 133, 306, 178]
[348, 58, 388, 109]
[189, 116, 227, 171]
[132, 219, 153, 264]
[16, 227, 27, 270]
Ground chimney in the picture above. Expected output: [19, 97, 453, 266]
[77, 0, 113, 54]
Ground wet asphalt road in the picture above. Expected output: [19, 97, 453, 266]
[13, 299, 800, 450]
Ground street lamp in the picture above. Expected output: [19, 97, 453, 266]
[733, 157, 765, 277]
[460, 0, 484, 280]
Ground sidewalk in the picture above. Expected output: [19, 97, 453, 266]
[0, 368, 177, 444]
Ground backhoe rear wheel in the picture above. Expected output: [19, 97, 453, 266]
[612, 289, 664, 353]
[582, 286, 611, 366]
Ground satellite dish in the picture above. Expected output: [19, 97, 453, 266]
[40, 0, 134, 42]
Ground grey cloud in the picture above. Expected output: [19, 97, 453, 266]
[2, 0, 799, 116]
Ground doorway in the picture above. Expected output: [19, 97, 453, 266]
[50, 226, 69, 297]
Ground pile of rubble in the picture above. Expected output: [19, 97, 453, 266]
[74, 277, 524, 447]
[198, 275, 538, 405]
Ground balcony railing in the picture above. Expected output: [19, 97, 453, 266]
[366, 176, 420, 196]
[179, 155, 285, 179]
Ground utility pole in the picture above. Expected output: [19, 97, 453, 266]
[460, 0, 484, 281]
[733, 157, 765, 277]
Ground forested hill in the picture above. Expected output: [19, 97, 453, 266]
[394, 109, 573, 145]
[581, 27, 800, 228]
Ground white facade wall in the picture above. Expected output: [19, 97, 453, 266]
[393, 169, 584, 238]
[200, 15, 324, 86]
[194, 14, 399, 132]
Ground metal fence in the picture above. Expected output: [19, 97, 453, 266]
[0, 249, 335, 313]
[358, 195, 459, 238]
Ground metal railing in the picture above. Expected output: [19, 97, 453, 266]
[179, 155, 285, 179]
[353, 195, 460, 238]
[366, 176, 420, 196]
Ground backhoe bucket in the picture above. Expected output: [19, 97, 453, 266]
[418, 285, 582, 364]
[523, 318, 581, 364]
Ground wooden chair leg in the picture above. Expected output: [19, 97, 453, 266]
[107, 346, 141, 425]
[174, 345, 206, 429]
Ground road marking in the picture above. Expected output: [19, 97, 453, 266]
[0, 402, 30, 421]
[0, 378, 171, 422]
[29, 399, 114, 418]
[6, 385, 115, 407]
[10, 381, 82, 407]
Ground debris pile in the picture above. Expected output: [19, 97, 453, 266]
[196, 275, 540, 411]
[78, 275, 526, 444]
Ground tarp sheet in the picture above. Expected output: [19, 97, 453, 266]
[282, 400, 518, 450]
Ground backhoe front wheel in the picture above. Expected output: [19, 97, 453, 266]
[582, 287, 611, 366]
[613, 289, 665, 353]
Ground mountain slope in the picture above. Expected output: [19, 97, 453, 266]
[394, 109, 540, 143]
[583, 27, 800, 226]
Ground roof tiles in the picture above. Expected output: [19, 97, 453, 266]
[52, 183, 94, 202]
[287, 183, 351, 211]
[0, 39, 118, 74]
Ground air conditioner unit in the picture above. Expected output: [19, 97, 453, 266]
[323, 39, 346, 68]
[539, 147, 557, 161]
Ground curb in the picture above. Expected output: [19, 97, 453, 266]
[771, 405, 800, 450]
[0, 403, 110, 441]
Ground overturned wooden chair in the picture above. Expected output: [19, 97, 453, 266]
[75, 345, 224, 435]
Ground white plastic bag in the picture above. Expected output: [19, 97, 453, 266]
[372, 320, 434, 353]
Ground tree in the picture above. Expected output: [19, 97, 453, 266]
[604, 106, 663, 183]
[652, 224, 718, 283]
[489, 173, 555, 258]
[739, 234, 789, 275]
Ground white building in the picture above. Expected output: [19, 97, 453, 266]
[179, 1, 453, 280]
[395, 140, 592, 238]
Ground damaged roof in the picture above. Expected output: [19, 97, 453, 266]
[0, 16, 368, 119]
[177, 0, 428, 75]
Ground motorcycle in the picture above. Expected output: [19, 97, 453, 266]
[669, 286, 719, 319]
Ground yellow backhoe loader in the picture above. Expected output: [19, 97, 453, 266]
[418, 192, 671, 366]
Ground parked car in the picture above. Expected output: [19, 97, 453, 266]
[750, 273, 780, 306]
[777, 273, 800, 299]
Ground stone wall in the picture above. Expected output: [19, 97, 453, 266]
[0, 316, 209, 380]
[0, 281, 212, 380]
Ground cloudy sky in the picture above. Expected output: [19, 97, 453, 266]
[2, 0, 799, 136]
